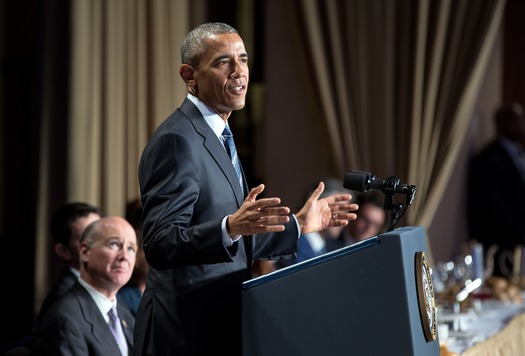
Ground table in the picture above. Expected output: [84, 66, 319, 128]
[440, 298, 525, 355]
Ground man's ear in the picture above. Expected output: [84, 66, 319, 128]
[180, 64, 195, 87]
[54, 243, 72, 261]
[79, 242, 89, 263]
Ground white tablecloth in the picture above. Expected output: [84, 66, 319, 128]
[441, 298, 525, 355]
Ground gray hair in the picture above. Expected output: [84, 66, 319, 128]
[80, 219, 101, 249]
[181, 22, 238, 67]
[78, 219, 100, 267]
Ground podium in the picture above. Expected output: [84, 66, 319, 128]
[242, 226, 440, 356]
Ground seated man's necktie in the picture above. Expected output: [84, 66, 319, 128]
[108, 307, 128, 355]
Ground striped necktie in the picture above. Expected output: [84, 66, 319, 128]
[108, 307, 128, 355]
[221, 125, 244, 195]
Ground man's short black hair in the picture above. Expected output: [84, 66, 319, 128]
[50, 202, 102, 245]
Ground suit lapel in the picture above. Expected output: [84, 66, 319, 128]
[117, 303, 135, 347]
[180, 99, 245, 205]
[71, 283, 124, 354]
[180, 99, 253, 267]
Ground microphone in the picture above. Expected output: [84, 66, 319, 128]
[344, 170, 417, 205]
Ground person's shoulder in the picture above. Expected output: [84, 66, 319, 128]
[474, 140, 514, 169]
[141, 113, 193, 157]
[37, 269, 77, 321]
[37, 288, 84, 329]
[55, 282, 87, 306]
[33, 293, 88, 355]
[149, 104, 205, 140]
[477, 139, 506, 156]
[153, 108, 187, 132]
[53, 269, 78, 292]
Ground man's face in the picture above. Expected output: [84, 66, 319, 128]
[80, 217, 137, 290]
[349, 203, 385, 242]
[188, 33, 249, 120]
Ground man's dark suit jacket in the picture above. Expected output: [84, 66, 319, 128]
[36, 267, 77, 326]
[133, 98, 298, 356]
[32, 281, 134, 355]
[468, 140, 525, 276]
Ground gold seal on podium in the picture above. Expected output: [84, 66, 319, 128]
[415, 251, 437, 342]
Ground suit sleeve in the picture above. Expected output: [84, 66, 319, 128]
[252, 217, 299, 260]
[139, 129, 236, 270]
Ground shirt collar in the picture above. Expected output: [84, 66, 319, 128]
[187, 93, 226, 138]
[78, 277, 117, 321]
[303, 232, 325, 254]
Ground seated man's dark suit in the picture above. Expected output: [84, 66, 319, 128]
[36, 267, 78, 326]
[33, 281, 134, 355]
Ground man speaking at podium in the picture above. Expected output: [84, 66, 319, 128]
[133, 22, 357, 356]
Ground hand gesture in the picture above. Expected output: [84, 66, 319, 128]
[295, 181, 358, 234]
[226, 184, 291, 236]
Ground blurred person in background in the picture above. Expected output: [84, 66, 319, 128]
[36, 202, 102, 326]
[275, 177, 355, 269]
[326, 192, 386, 252]
[468, 103, 525, 278]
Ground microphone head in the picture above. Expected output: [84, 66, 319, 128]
[343, 171, 371, 192]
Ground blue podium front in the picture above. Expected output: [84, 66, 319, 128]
[242, 226, 440, 356]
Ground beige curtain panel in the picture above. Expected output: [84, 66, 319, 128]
[288, 0, 505, 260]
[34, 0, 190, 316]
